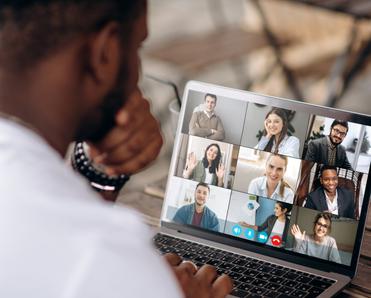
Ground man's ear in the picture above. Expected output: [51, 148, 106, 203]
[83, 22, 121, 100]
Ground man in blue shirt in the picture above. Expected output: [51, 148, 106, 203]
[173, 182, 220, 232]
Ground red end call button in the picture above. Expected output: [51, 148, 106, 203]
[271, 235, 282, 246]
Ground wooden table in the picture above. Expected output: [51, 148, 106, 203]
[120, 191, 371, 297]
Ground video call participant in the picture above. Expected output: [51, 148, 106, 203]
[304, 166, 355, 219]
[173, 182, 220, 232]
[0, 1, 232, 297]
[240, 201, 292, 247]
[255, 108, 300, 158]
[183, 143, 225, 187]
[248, 154, 294, 203]
[305, 120, 353, 169]
[189, 93, 225, 141]
[291, 212, 342, 263]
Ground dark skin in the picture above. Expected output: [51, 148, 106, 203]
[320, 169, 338, 200]
[0, 3, 232, 297]
[164, 253, 233, 298]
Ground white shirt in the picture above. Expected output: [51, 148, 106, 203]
[204, 169, 213, 184]
[294, 234, 342, 264]
[255, 135, 300, 158]
[268, 219, 285, 246]
[203, 110, 214, 119]
[248, 176, 294, 203]
[324, 190, 339, 215]
[271, 219, 285, 235]
[0, 118, 181, 298]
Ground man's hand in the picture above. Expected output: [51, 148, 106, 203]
[164, 253, 233, 298]
[89, 89, 163, 175]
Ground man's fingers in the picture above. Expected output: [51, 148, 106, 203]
[97, 109, 151, 152]
[102, 127, 160, 166]
[178, 260, 198, 275]
[96, 126, 132, 153]
[195, 264, 218, 284]
[105, 136, 163, 174]
[211, 274, 234, 298]
[163, 253, 182, 266]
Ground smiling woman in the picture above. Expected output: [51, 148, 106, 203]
[247, 153, 294, 203]
[255, 108, 300, 158]
[291, 212, 342, 264]
[182, 143, 225, 187]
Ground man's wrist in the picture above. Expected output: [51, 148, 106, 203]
[71, 142, 130, 193]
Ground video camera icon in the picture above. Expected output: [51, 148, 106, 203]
[257, 231, 268, 243]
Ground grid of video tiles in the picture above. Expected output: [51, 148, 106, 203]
[163, 90, 370, 266]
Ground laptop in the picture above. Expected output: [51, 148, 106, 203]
[154, 80, 371, 297]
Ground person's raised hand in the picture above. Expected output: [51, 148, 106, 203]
[216, 163, 225, 180]
[216, 163, 225, 187]
[187, 152, 198, 171]
[89, 88, 163, 175]
[164, 253, 233, 298]
[291, 224, 305, 241]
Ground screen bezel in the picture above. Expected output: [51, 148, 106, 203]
[161, 80, 371, 278]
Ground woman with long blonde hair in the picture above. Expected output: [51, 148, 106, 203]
[248, 154, 294, 203]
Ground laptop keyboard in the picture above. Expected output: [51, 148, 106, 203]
[154, 233, 335, 298]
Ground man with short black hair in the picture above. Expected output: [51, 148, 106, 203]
[305, 119, 353, 169]
[0, 1, 232, 297]
[304, 166, 355, 219]
[173, 182, 220, 232]
[189, 93, 225, 141]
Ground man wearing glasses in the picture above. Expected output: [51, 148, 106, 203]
[304, 166, 355, 219]
[305, 120, 353, 169]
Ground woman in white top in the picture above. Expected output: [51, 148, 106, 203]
[255, 108, 300, 158]
[291, 212, 342, 263]
[248, 154, 294, 203]
[240, 201, 292, 247]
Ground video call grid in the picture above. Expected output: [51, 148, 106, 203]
[165, 90, 371, 266]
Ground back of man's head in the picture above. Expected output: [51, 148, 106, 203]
[0, 0, 145, 72]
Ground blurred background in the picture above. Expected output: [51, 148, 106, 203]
[118, 0, 371, 216]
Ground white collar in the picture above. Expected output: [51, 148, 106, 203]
[324, 189, 338, 213]
[203, 110, 215, 119]
[259, 176, 282, 196]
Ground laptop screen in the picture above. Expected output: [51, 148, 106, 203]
[161, 81, 370, 268]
